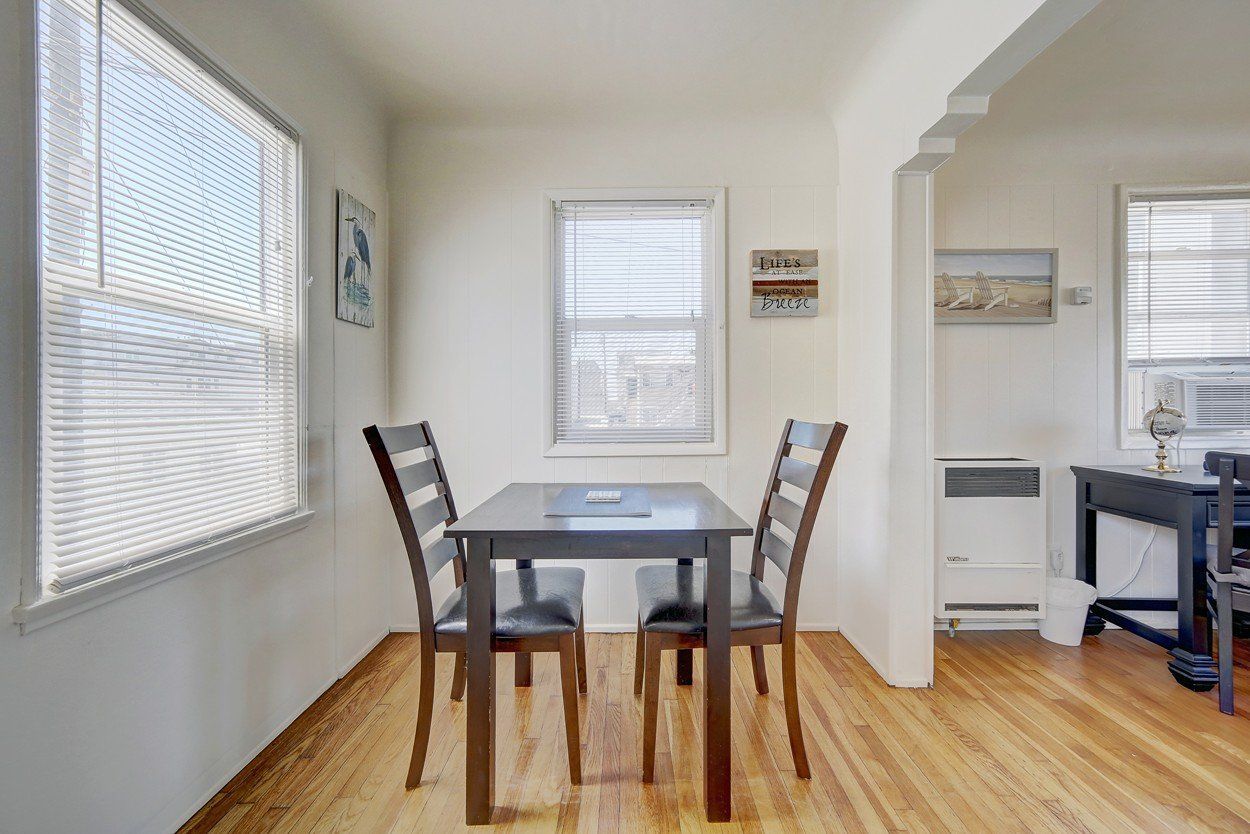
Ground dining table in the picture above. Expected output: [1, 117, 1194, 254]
[443, 481, 753, 824]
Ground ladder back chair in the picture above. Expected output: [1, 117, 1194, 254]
[1204, 450, 1250, 715]
[633, 418, 847, 781]
[364, 421, 588, 786]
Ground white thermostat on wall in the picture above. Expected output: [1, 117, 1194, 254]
[1071, 286, 1093, 305]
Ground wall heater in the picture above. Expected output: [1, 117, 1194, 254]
[935, 458, 1046, 630]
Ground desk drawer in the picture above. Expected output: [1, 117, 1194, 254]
[1205, 499, 1250, 527]
[1088, 482, 1175, 526]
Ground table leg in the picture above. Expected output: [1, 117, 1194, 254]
[1074, 476, 1105, 635]
[514, 559, 533, 687]
[1168, 496, 1218, 692]
[466, 538, 496, 824]
[703, 535, 731, 822]
[676, 557, 694, 685]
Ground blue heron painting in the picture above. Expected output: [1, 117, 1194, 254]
[336, 190, 376, 327]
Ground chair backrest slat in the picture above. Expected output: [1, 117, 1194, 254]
[364, 421, 465, 634]
[410, 491, 452, 537]
[787, 419, 835, 451]
[422, 537, 460, 582]
[376, 423, 432, 454]
[766, 491, 804, 535]
[1204, 450, 1250, 575]
[751, 418, 848, 630]
[777, 456, 817, 491]
[760, 528, 793, 575]
[395, 458, 441, 495]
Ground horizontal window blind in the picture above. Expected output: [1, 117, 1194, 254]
[37, 0, 301, 593]
[1126, 194, 1250, 368]
[553, 200, 716, 445]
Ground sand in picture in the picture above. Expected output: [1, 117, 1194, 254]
[934, 274, 1053, 320]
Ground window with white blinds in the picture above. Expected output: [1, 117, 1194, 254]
[551, 197, 722, 450]
[1126, 193, 1250, 368]
[36, 0, 302, 595]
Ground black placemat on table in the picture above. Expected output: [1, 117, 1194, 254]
[542, 486, 652, 517]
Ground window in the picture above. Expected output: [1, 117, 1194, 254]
[1122, 187, 1250, 439]
[34, 0, 303, 598]
[548, 190, 725, 455]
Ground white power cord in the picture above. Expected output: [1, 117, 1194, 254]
[1100, 520, 1156, 597]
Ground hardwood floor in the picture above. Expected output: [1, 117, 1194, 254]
[182, 629, 1250, 833]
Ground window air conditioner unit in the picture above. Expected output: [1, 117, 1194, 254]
[935, 458, 1046, 625]
[1144, 370, 1250, 430]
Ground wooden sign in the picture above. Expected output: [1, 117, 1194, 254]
[750, 249, 818, 317]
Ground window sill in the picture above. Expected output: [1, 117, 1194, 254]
[11, 509, 315, 634]
[1119, 433, 1250, 452]
[545, 441, 726, 458]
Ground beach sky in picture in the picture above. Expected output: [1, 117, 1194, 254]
[934, 252, 1054, 284]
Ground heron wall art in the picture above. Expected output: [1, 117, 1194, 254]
[336, 189, 376, 327]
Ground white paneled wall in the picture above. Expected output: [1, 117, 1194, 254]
[388, 127, 838, 629]
[933, 182, 1180, 619]
[332, 158, 392, 675]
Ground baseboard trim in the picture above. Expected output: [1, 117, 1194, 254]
[838, 625, 891, 684]
[149, 673, 337, 834]
[935, 614, 1179, 633]
[937, 620, 1039, 632]
[890, 677, 933, 688]
[338, 629, 389, 678]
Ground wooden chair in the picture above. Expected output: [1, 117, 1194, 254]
[632, 418, 847, 781]
[937, 273, 974, 309]
[364, 421, 588, 787]
[974, 271, 1009, 310]
[1204, 450, 1250, 715]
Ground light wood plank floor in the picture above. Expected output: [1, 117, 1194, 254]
[182, 630, 1250, 833]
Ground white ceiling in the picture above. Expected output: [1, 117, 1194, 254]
[942, 0, 1250, 180]
[302, 0, 843, 125]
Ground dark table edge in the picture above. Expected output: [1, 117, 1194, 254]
[443, 526, 755, 539]
[1069, 465, 1219, 494]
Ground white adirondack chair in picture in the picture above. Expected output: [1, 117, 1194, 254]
[937, 273, 975, 309]
[974, 271, 1009, 311]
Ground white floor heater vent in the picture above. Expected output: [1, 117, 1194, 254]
[935, 458, 1046, 629]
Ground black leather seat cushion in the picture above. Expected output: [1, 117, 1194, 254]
[635, 564, 782, 635]
[434, 567, 585, 638]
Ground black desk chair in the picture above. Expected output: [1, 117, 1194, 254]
[1204, 450, 1250, 715]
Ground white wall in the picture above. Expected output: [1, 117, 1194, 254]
[0, 2, 390, 831]
[827, 0, 1090, 684]
[932, 182, 1184, 609]
[386, 117, 839, 630]
[932, 0, 1250, 620]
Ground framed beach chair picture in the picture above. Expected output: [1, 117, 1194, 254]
[934, 249, 1057, 324]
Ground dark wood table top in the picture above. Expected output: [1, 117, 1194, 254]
[444, 482, 753, 539]
[1070, 464, 1234, 494]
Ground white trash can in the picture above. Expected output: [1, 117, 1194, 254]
[1038, 577, 1099, 646]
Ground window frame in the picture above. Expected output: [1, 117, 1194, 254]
[542, 187, 727, 457]
[14, 0, 312, 633]
[1117, 183, 1250, 449]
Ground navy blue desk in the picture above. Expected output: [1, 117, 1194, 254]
[1071, 464, 1250, 691]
